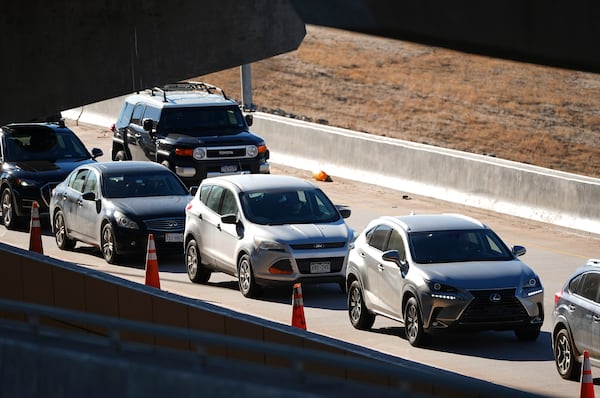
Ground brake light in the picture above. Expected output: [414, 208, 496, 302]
[554, 290, 563, 305]
[110, 123, 115, 132]
[175, 148, 194, 157]
[185, 202, 193, 212]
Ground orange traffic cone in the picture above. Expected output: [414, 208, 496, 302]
[144, 234, 160, 289]
[29, 201, 43, 254]
[312, 170, 332, 182]
[581, 350, 595, 398]
[291, 283, 306, 330]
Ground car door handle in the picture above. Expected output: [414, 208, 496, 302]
[217, 224, 222, 231]
[377, 264, 384, 271]
[76, 200, 83, 207]
[568, 304, 576, 311]
[594, 315, 600, 322]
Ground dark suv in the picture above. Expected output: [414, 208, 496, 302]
[110, 82, 270, 187]
[552, 258, 600, 380]
[0, 120, 103, 229]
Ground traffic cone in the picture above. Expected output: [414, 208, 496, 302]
[581, 350, 595, 398]
[29, 201, 43, 254]
[312, 170, 332, 182]
[291, 283, 306, 330]
[144, 234, 160, 289]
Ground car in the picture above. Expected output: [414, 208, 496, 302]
[552, 258, 600, 380]
[110, 81, 270, 187]
[49, 161, 192, 264]
[0, 119, 103, 229]
[345, 213, 544, 347]
[183, 174, 354, 297]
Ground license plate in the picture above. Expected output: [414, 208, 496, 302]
[165, 233, 184, 243]
[310, 261, 331, 273]
[221, 165, 238, 173]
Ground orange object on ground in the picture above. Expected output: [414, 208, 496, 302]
[291, 283, 307, 330]
[581, 350, 595, 398]
[144, 234, 161, 289]
[29, 201, 43, 254]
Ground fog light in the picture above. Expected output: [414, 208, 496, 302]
[269, 260, 292, 274]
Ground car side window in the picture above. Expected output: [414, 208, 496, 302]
[69, 169, 89, 193]
[83, 171, 98, 196]
[220, 189, 238, 216]
[577, 272, 600, 303]
[199, 185, 213, 205]
[142, 105, 161, 128]
[386, 229, 406, 260]
[131, 104, 146, 126]
[368, 224, 391, 251]
[205, 185, 224, 213]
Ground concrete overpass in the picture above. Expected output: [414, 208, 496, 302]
[1, 0, 599, 124]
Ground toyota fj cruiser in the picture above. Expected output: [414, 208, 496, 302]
[111, 82, 270, 187]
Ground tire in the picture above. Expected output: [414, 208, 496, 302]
[238, 253, 261, 298]
[554, 328, 581, 380]
[1, 187, 23, 230]
[185, 239, 211, 283]
[101, 223, 120, 264]
[114, 150, 127, 161]
[348, 280, 375, 330]
[514, 325, 541, 341]
[404, 296, 428, 347]
[53, 210, 76, 250]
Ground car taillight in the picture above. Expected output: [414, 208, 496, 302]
[185, 202, 193, 212]
[110, 123, 115, 132]
[554, 290, 563, 305]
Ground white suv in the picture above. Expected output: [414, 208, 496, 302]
[111, 82, 270, 187]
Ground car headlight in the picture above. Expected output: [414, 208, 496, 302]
[15, 178, 39, 187]
[193, 147, 207, 160]
[254, 237, 285, 251]
[427, 280, 459, 300]
[114, 211, 139, 230]
[246, 145, 258, 157]
[523, 277, 544, 297]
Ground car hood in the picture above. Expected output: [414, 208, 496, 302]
[417, 260, 537, 290]
[254, 222, 350, 243]
[5, 159, 94, 178]
[110, 196, 191, 219]
[159, 131, 264, 146]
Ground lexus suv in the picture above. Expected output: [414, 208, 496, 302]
[111, 81, 270, 187]
[346, 213, 544, 346]
[1, 119, 103, 229]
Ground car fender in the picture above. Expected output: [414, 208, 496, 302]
[552, 313, 581, 356]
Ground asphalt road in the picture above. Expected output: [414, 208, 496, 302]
[2, 122, 598, 398]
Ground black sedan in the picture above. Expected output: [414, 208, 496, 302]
[49, 161, 192, 264]
[1, 121, 103, 229]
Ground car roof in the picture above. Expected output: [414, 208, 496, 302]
[2, 121, 71, 133]
[125, 91, 235, 109]
[205, 174, 318, 192]
[382, 213, 487, 232]
[85, 161, 172, 174]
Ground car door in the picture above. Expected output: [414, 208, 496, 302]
[570, 272, 600, 356]
[377, 228, 407, 317]
[197, 184, 225, 267]
[359, 224, 391, 313]
[75, 169, 101, 242]
[126, 103, 150, 161]
[212, 188, 242, 274]
[589, 273, 600, 361]
[60, 168, 89, 241]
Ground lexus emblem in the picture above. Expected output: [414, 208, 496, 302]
[490, 293, 502, 302]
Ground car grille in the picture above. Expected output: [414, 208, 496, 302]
[206, 146, 248, 159]
[41, 182, 60, 207]
[297, 257, 345, 274]
[459, 288, 528, 323]
[145, 217, 185, 231]
[290, 242, 346, 250]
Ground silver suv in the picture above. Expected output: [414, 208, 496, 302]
[552, 259, 600, 380]
[346, 213, 544, 346]
[184, 174, 353, 297]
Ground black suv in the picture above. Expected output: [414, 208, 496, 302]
[110, 82, 270, 187]
[0, 120, 103, 229]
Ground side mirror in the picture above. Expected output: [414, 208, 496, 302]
[512, 245, 527, 257]
[82, 191, 96, 201]
[337, 205, 351, 218]
[221, 214, 238, 224]
[142, 118, 153, 132]
[382, 250, 409, 275]
[245, 114, 253, 127]
[91, 148, 103, 159]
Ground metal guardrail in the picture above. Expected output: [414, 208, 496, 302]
[0, 299, 543, 398]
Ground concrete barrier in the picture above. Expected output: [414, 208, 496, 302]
[63, 98, 600, 234]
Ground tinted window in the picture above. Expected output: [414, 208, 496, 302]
[575, 272, 600, 302]
[83, 171, 99, 195]
[131, 104, 145, 125]
[368, 225, 391, 251]
[4, 128, 89, 162]
[159, 106, 246, 136]
[205, 185, 224, 213]
[199, 185, 213, 205]
[220, 189, 238, 216]
[386, 229, 406, 260]
[143, 106, 161, 127]
[102, 170, 189, 198]
[70, 169, 89, 193]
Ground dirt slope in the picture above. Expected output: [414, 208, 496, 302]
[198, 25, 600, 178]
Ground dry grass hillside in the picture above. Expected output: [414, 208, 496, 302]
[198, 25, 600, 178]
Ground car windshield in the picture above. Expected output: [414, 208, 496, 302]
[240, 188, 341, 225]
[102, 170, 189, 198]
[408, 229, 514, 264]
[159, 106, 246, 136]
[5, 128, 90, 162]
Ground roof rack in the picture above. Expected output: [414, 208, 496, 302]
[149, 81, 229, 102]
